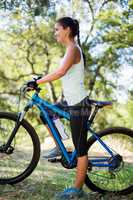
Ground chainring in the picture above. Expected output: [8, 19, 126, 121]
[61, 152, 77, 169]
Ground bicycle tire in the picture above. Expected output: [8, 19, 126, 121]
[85, 127, 133, 194]
[0, 112, 40, 184]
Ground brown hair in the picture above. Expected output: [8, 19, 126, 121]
[57, 17, 86, 66]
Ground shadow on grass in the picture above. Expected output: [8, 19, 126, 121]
[0, 159, 132, 200]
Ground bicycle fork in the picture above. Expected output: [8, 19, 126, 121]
[0, 111, 26, 153]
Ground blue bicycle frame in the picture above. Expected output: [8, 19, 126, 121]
[24, 92, 115, 168]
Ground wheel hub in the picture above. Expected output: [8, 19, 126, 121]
[0, 144, 14, 154]
[109, 154, 123, 172]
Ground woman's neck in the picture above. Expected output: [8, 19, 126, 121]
[63, 38, 77, 48]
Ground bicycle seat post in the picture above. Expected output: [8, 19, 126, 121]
[88, 105, 99, 124]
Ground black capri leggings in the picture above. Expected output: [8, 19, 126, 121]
[41, 96, 91, 157]
[69, 96, 91, 157]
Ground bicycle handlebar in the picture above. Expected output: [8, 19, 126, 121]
[21, 84, 41, 95]
[21, 75, 42, 95]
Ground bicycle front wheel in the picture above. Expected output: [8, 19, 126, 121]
[85, 127, 133, 194]
[0, 112, 40, 184]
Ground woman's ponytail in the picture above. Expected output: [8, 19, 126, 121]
[74, 19, 86, 66]
[73, 19, 81, 46]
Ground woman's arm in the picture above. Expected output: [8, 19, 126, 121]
[37, 46, 80, 84]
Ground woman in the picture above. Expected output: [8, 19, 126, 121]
[28, 17, 91, 199]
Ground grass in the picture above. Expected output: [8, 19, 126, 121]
[0, 159, 76, 200]
[0, 158, 133, 200]
[0, 131, 133, 199]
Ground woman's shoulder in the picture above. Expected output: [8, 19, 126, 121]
[67, 44, 81, 58]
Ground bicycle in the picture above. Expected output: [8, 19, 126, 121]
[0, 83, 133, 195]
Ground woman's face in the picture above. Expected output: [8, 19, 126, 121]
[54, 23, 70, 44]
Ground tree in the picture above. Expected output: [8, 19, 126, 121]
[0, 0, 51, 16]
[53, 0, 132, 100]
[0, 13, 64, 112]
[0, 0, 132, 130]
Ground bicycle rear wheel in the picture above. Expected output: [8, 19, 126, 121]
[85, 127, 133, 194]
[0, 112, 40, 184]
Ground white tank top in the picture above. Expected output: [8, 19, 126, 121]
[61, 45, 87, 106]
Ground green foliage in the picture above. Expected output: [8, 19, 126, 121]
[0, 0, 132, 132]
[129, 0, 133, 9]
[98, 10, 122, 27]
[0, 0, 51, 16]
[94, 98, 133, 131]
[83, 1, 132, 102]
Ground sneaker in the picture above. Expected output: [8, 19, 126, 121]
[55, 187, 85, 200]
[42, 146, 62, 159]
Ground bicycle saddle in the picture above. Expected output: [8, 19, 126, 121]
[89, 99, 113, 108]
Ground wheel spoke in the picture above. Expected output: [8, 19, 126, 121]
[86, 128, 133, 193]
[0, 112, 40, 184]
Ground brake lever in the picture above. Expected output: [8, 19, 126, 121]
[33, 75, 42, 81]
[20, 85, 29, 96]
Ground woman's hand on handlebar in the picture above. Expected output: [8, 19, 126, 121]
[26, 79, 38, 90]
[26, 76, 42, 91]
